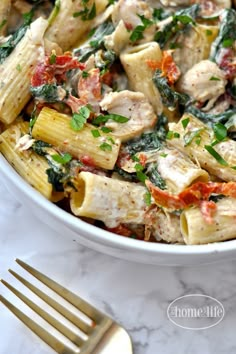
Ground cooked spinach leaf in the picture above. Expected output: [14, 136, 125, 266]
[95, 49, 116, 73]
[152, 8, 171, 22]
[0, 10, 34, 64]
[32, 140, 51, 156]
[146, 163, 166, 190]
[114, 166, 138, 182]
[74, 22, 114, 62]
[46, 167, 66, 192]
[154, 4, 199, 48]
[185, 105, 236, 126]
[153, 70, 190, 109]
[30, 84, 62, 102]
[210, 9, 236, 62]
[124, 131, 163, 156]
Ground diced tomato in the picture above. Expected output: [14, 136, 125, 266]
[31, 63, 55, 87]
[146, 180, 236, 223]
[78, 68, 102, 102]
[139, 153, 147, 167]
[146, 51, 181, 85]
[124, 22, 133, 31]
[80, 155, 96, 167]
[31, 55, 85, 88]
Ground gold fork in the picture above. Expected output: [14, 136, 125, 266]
[0, 259, 132, 354]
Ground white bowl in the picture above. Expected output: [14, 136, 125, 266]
[1, 153, 235, 266]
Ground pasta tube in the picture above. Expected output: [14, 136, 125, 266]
[70, 171, 148, 227]
[120, 42, 163, 114]
[0, 17, 48, 125]
[181, 198, 236, 245]
[172, 24, 219, 74]
[32, 107, 121, 170]
[145, 148, 209, 194]
[0, 122, 61, 201]
[168, 114, 236, 182]
[45, 0, 108, 51]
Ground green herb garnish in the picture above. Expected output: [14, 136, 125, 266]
[91, 129, 101, 138]
[99, 142, 112, 151]
[205, 145, 228, 166]
[70, 106, 91, 131]
[210, 76, 220, 81]
[182, 117, 190, 129]
[213, 122, 227, 143]
[93, 113, 129, 125]
[51, 153, 72, 165]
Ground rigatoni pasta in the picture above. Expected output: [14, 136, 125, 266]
[0, 17, 48, 124]
[0, 0, 236, 245]
[181, 198, 236, 245]
[0, 121, 62, 201]
[32, 107, 121, 170]
[70, 171, 147, 227]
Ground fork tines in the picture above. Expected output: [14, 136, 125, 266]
[0, 259, 131, 354]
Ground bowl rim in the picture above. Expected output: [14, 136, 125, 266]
[0, 153, 235, 257]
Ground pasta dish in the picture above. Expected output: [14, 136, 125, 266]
[0, 0, 235, 245]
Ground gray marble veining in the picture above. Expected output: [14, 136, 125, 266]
[0, 178, 235, 354]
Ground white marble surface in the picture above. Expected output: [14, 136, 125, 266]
[0, 176, 236, 354]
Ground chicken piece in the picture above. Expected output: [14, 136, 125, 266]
[177, 60, 227, 111]
[112, 0, 155, 43]
[146, 208, 184, 243]
[100, 90, 157, 142]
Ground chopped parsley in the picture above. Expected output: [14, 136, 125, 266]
[51, 153, 72, 165]
[209, 76, 220, 81]
[204, 145, 228, 166]
[206, 29, 213, 36]
[213, 123, 227, 143]
[16, 64, 22, 72]
[136, 171, 147, 183]
[182, 117, 190, 129]
[101, 126, 112, 133]
[130, 15, 153, 42]
[93, 113, 129, 125]
[82, 71, 89, 78]
[183, 128, 204, 146]
[70, 106, 91, 131]
[166, 131, 180, 139]
[91, 129, 101, 138]
[99, 142, 112, 151]
[144, 191, 152, 206]
[49, 52, 57, 64]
